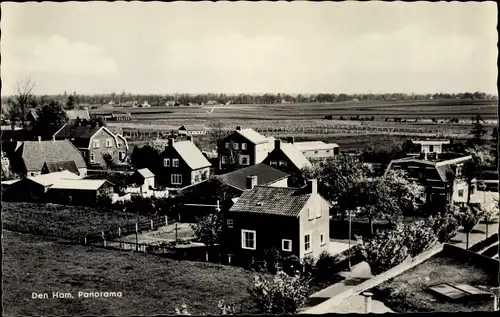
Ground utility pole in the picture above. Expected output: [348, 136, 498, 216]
[348, 209, 352, 271]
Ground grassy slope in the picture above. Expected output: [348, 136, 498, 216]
[1, 202, 152, 241]
[3, 231, 257, 315]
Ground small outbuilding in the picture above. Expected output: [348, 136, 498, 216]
[133, 168, 155, 194]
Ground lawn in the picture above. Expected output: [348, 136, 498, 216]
[372, 254, 498, 312]
[3, 231, 258, 315]
[1, 202, 152, 241]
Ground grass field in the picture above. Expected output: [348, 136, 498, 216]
[3, 231, 258, 315]
[1, 202, 152, 241]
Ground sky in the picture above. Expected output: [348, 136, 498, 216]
[1, 2, 498, 96]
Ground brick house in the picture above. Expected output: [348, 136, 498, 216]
[385, 155, 472, 213]
[160, 137, 212, 188]
[226, 179, 330, 260]
[53, 124, 128, 167]
[217, 126, 270, 171]
[10, 139, 88, 177]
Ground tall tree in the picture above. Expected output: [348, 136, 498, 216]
[469, 114, 488, 146]
[491, 127, 498, 168]
[66, 95, 76, 110]
[8, 78, 36, 130]
[302, 155, 371, 220]
[463, 145, 494, 203]
[32, 100, 68, 139]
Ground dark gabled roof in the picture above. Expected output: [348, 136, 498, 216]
[229, 186, 312, 217]
[217, 163, 289, 191]
[43, 161, 80, 175]
[54, 124, 101, 141]
[179, 124, 207, 131]
[16, 140, 87, 172]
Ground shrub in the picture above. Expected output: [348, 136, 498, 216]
[427, 212, 460, 243]
[263, 248, 283, 274]
[315, 251, 340, 279]
[248, 271, 310, 314]
[301, 255, 316, 277]
[282, 255, 302, 276]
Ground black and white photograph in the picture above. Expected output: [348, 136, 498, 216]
[1, 1, 499, 315]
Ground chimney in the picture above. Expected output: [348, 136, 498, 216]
[52, 136, 56, 142]
[246, 175, 258, 190]
[362, 292, 373, 313]
[38, 136, 42, 142]
[235, 126, 242, 131]
[186, 135, 193, 142]
[168, 138, 175, 147]
[275, 139, 282, 150]
[306, 179, 317, 194]
[288, 136, 295, 144]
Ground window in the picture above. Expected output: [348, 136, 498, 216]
[270, 160, 278, 167]
[225, 142, 230, 149]
[308, 208, 314, 220]
[227, 219, 234, 228]
[221, 156, 228, 164]
[456, 166, 462, 177]
[119, 151, 125, 160]
[90, 152, 95, 163]
[320, 233, 326, 246]
[173, 159, 179, 167]
[106, 138, 113, 148]
[429, 145, 434, 153]
[93, 140, 100, 148]
[117, 141, 123, 148]
[314, 151, 318, 154]
[282, 239, 292, 252]
[304, 234, 311, 253]
[239, 155, 250, 165]
[279, 160, 287, 167]
[233, 143, 239, 150]
[458, 189, 464, 197]
[171, 174, 182, 185]
[316, 207, 322, 219]
[241, 230, 256, 250]
[164, 158, 170, 167]
[241, 143, 247, 150]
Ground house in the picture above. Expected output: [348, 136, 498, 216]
[10, 139, 88, 177]
[405, 139, 451, 160]
[385, 155, 472, 213]
[41, 161, 80, 175]
[286, 137, 339, 160]
[160, 137, 212, 188]
[24, 108, 38, 124]
[141, 101, 151, 108]
[53, 124, 129, 167]
[133, 168, 155, 194]
[178, 124, 208, 136]
[106, 112, 132, 121]
[226, 179, 330, 260]
[216, 163, 290, 191]
[263, 139, 312, 182]
[304, 244, 499, 314]
[217, 126, 270, 171]
[66, 109, 90, 121]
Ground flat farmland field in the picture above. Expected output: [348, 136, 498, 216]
[91, 99, 498, 122]
[98, 99, 497, 151]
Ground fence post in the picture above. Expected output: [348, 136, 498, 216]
[165, 215, 168, 226]
[135, 222, 139, 252]
[205, 251, 209, 262]
[228, 254, 232, 265]
[84, 237, 87, 245]
[151, 219, 154, 231]
[118, 227, 121, 238]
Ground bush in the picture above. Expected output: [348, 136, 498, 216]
[315, 251, 340, 279]
[263, 248, 283, 274]
[469, 233, 499, 253]
[301, 255, 316, 277]
[428, 212, 460, 243]
[282, 255, 302, 276]
[248, 271, 310, 314]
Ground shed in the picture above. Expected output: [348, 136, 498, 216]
[133, 168, 155, 193]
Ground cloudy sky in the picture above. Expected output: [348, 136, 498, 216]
[1, 2, 497, 95]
